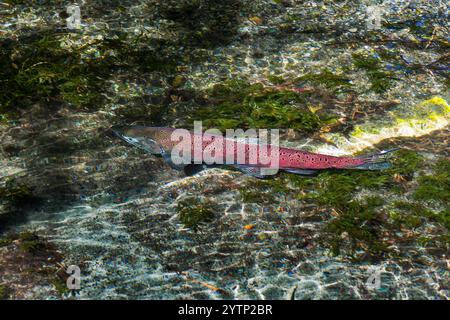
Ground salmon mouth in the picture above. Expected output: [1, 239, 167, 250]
[110, 125, 163, 154]
[110, 126, 143, 149]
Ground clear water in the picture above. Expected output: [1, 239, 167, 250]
[0, 0, 448, 299]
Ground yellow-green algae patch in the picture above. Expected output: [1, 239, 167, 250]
[317, 96, 449, 155]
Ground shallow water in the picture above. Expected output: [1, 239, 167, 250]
[0, 0, 448, 299]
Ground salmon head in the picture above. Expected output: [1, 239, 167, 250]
[111, 125, 178, 154]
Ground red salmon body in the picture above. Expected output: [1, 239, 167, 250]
[113, 126, 395, 175]
[277, 147, 365, 170]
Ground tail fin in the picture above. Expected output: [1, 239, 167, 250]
[351, 148, 399, 170]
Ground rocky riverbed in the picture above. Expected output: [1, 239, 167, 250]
[0, 0, 448, 299]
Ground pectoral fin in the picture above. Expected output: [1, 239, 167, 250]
[283, 168, 318, 176]
[161, 150, 188, 171]
[233, 165, 273, 179]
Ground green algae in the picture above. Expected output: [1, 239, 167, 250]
[0, 285, 10, 300]
[242, 173, 389, 256]
[352, 52, 395, 93]
[389, 208, 422, 229]
[0, 233, 15, 247]
[325, 200, 388, 256]
[345, 97, 448, 154]
[390, 200, 448, 229]
[387, 149, 424, 178]
[413, 158, 450, 204]
[0, 30, 179, 119]
[18, 231, 46, 254]
[267, 75, 286, 85]
[295, 69, 352, 91]
[237, 149, 437, 257]
[417, 232, 449, 249]
[305, 153, 446, 254]
[177, 198, 215, 230]
[0, 184, 34, 206]
[0, 179, 40, 220]
[0, 0, 447, 300]
[239, 148, 443, 257]
[291, 172, 391, 256]
[239, 180, 278, 204]
[240, 189, 267, 203]
[0, 181, 39, 228]
[51, 278, 70, 296]
[193, 79, 321, 131]
[0, 32, 105, 113]
[391, 95, 449, 128]
[254, 153, 406, 203]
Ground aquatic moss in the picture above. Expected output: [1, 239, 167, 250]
[0, 183, 36, 207]
[51, 278, 69, 296]
[388, 209, 421, 229]
[177, 199, 215, 230]
[391, 201, 447, 229]
[193, 79, 321, 131]
[240, 189, 266, 203]
[325, 200, 388, 256]
[254, 149, 432, 256]
[352, 52, 395, 93]
[0, 285, 10, 300]
[293, 154, 446, 254]
[267, 75, 286, 85]
[239, 180, 278, 204]
[0, 235, 14, 247]
[18, 231, 45, 254]
[386, 149, 424, 178]
[365, 196, 385, 207]
[308, 175, 388, 256]
[0, 31, 179, 117]
[413, 158, 450, 203]
[295, 69, 352, 91]
[292, 170, 390, 208]
[257, 171, 391, 256]
[0, 181, 40, 228]
[0, 33, 105, 112]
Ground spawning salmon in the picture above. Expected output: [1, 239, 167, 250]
[111, 125, 397, 178]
